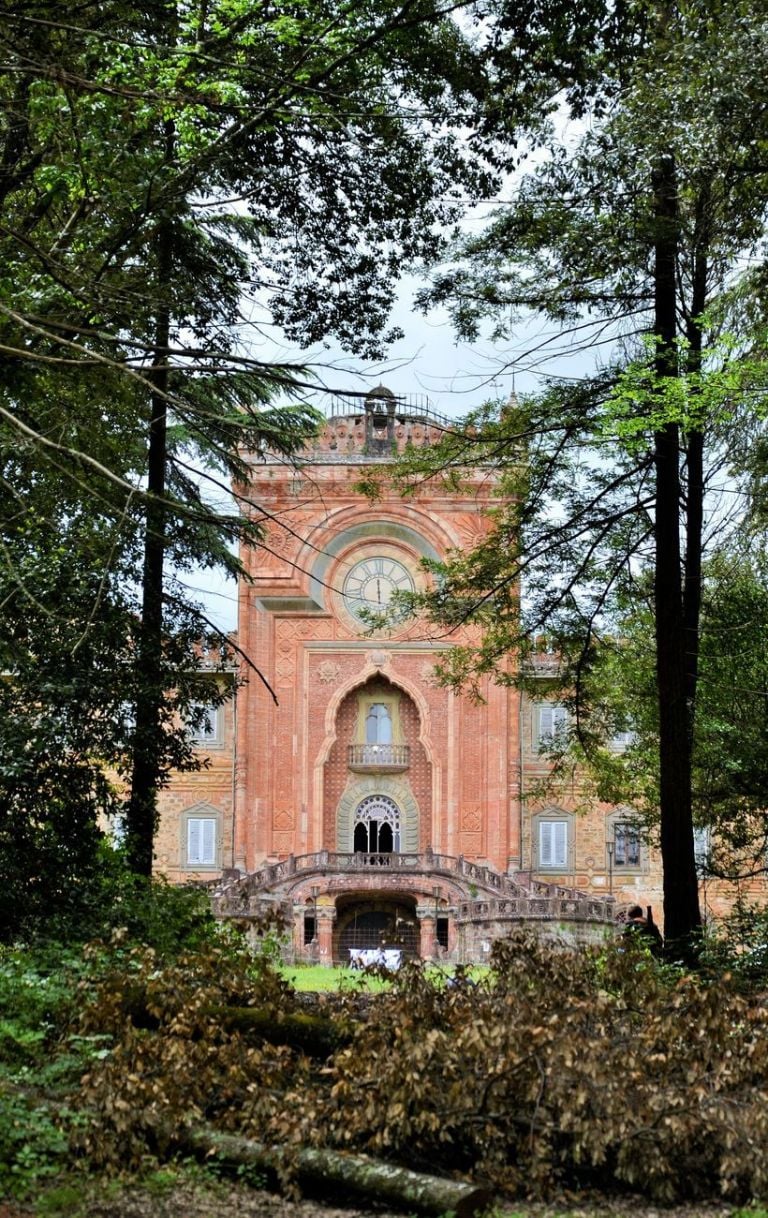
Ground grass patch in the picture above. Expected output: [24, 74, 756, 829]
[279, 964, 391, 991]
[279, 962, 489, 991]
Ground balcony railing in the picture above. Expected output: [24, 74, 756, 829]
[348, 743, 410, 771]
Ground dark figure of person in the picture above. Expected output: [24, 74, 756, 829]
[623, 904, 664, 957]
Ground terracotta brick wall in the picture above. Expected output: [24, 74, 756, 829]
[323, 690, 358, 847]
[399, 691, 432, 848]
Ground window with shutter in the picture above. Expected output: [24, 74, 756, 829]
[693, 827, 710, 874]
[609, 728, 636, 750]
[187, 816, 217, 866]
[537, 705, 568, 745]
[538, 819, 568, 868]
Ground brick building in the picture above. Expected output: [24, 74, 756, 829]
[155, 386, 741, 960]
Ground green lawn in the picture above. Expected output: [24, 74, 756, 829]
[279, 963, 391, 991]
[280, 962, 488, 991]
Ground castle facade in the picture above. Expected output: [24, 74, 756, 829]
[155, 388, 753, 960]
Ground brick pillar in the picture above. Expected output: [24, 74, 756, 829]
[292, 903, 306, 959]
[447, 913, 458, 958]
[417, 905, 436, 960]
[316, 907, 336, 965]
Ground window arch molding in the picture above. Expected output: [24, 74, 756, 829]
[336, 777, 419, 853]
[353, 793, 402, 853]
[306, 518, 442, 613]
[317, 668, 436, 772]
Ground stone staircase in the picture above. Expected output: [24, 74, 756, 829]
[211, 849, 616, 935]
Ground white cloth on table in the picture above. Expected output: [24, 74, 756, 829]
[348, 947, 402, 970]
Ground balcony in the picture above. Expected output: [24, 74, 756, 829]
[348, 743, 410, 773]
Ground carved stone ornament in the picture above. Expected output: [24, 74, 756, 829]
[419, 661, 440, 686]
[461, 808, 482, 833]
[316, 660, 341, 685]
[367, 650, 389, 668]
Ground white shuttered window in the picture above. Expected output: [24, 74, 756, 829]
[187, 817, 217, 866]
[539, 820, 568, 868]
[537, 705, 568, 744]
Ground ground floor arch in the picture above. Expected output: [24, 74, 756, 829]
[334, 892, 419, 963]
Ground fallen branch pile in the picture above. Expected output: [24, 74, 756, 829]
[71, 934, 768, 1205]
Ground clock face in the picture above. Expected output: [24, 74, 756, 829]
[342, 556, 415, 622]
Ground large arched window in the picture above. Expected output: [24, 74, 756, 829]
[353, 794, 401, 853]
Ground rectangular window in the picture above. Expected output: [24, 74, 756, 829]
[614, 822, 641, 867]
[189, 703, 219, 744]
[187, 817, 217, 866]
[537, 705, 568, 745]
[693, 827, 710, 874]
[609, 729, 636, 751]
[539, 820, 568, 868]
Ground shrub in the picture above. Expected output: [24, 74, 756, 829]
[0, 1090, 72, 1199]
[67, 930, 768, 1204]
[700, 900, 768, 988]
[304, 934, 768, 1202]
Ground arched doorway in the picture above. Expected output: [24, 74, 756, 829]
[353, 793, 401, 854]
[335, 894, 418, 961]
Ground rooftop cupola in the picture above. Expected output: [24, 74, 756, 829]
[364, 384, 397, 453]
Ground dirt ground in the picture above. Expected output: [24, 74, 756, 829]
[89, 1187, 737, 1218]
[0, 1179, 747, 1218]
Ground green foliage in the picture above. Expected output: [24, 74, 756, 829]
[402, 0, 768, 948]
[0, 912, 281, 1197]
[701, 901, 768, 988]
[73, 867, 221, 958]
[0, 0, 499, 877]
[531, 552, 768, 878]
[0, 946, 84, 1052]
[0, 1090, 72, 1200]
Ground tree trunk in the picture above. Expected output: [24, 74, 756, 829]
[126, 180, 174, 876]
[177, 1127, 493, 1218]
[652, 152, 701, 954]
[683, 195, 709, 723]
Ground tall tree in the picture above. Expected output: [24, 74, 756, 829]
[398, 0, 768, 952]
[538, 551, 768, 887]
[0, 0, 497, 873]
